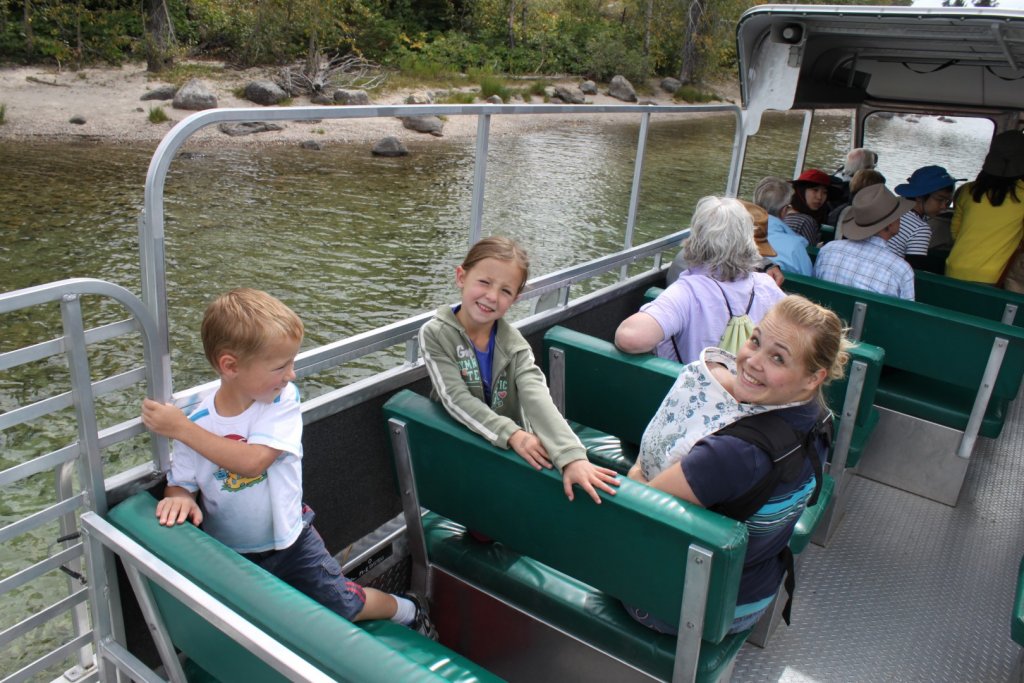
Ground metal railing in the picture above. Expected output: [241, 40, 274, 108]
[2, 101, 740, 681]
[0, 279, 166, 683]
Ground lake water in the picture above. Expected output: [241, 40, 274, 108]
[0, 108, 994, 677]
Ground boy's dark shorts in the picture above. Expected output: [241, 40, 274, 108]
[244, 505, 366, 621]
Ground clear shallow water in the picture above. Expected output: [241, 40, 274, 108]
[0, 109, 994, 677]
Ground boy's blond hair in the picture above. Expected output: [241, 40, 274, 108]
[201, 288, 303, 370]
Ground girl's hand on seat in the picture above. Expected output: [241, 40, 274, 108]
[509, 430, 552, 470]
[562, 460, 620, 504]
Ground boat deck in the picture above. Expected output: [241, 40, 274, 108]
[733, 392, 1024, 681]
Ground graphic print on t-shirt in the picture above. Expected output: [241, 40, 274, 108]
[213, 433, 267, 492]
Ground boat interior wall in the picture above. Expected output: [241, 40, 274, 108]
[739, 6, 1024, 113]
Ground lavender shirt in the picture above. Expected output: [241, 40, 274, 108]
[640, 266, 785, 363]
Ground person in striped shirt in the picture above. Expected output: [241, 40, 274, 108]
[888, 165, 962, 270]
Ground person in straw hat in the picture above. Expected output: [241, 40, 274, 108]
[813, 184, 916, 300]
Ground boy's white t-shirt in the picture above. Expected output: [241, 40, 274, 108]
[638, 348, 800, 481]
[167, 382, 304, 554]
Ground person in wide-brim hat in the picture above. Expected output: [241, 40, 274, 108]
[841, 184, 915, 240]
[888, 165, 963, 267]
[813, 183, 917, 300]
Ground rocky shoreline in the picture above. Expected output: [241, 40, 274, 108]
[0, 62, 742, 149]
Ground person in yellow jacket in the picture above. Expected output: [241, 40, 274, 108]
[946, 130, 1024, 286]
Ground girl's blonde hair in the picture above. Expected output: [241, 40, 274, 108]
[461, 236, 530, 293]
[201, 288, 304, 370]
[768, 295, 851, 385]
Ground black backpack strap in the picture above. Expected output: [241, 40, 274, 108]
[743, 284, 755, 314]
[710, 278, 735, 317]
[708, 410, 830, 521]
[707, 409, 831, 627]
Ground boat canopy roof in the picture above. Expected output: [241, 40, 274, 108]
[737, 4, 1024, 133]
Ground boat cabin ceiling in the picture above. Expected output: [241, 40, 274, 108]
[738, 5, 1024, 133]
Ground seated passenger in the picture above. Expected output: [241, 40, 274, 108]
[785, 169, 832, 245]
[752, 176, 813, 275]
[667, 200, 784, 287]
[615, 196, 785, 363]
[830, 147, 879, 208]
[813, 184, 916, 300]
[946, 130, 1024, 287]
[624, 295, 849, 634]
[890, 165, 961, 269]
[827, 169, 886, 233]
[419, 236, 619, 504]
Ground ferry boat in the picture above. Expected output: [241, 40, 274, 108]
[4, 4, 1024, 682]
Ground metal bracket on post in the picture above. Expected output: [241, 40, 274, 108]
[958, 337, 1008, 460]
[828, 360, 867, 489]
[672, 544, 713, 683]
[1002, 303, 1017, 326]
[849, 302, 867, 341]
[549, 347, 566, 415]
[388, 418, 430, 596]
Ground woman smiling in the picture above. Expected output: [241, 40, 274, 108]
[625, 295, 850, 635]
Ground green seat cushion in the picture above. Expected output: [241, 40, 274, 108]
[108, 493, 499, 683]
[875, 369, 1006, 438]
[1013, 555, 1024, 646]
[570, 421, 637, 474]
[424, 513, 747, 683]
[790, 474, 834, 555]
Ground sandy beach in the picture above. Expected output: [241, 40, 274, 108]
[0, 62, 740, 148]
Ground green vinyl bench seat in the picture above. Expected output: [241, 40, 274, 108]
[780, 271, 1024, 505]
[781, 272, 1024, 440]
[423, 513, 745, 682]
[1013, 554, 1024, 647]
[383, 389, 750, 682]
[914, 270, 1024, 330]
[107, 492, 500, 683]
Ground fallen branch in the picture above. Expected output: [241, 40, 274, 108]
[27, 76, 69, 87]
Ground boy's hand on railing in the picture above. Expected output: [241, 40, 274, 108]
[509, 430, 553, 470]
[562, 460, 620, 504]
[141, 398, 189, 440]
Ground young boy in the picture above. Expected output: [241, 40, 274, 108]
[141, 288, 436, 638]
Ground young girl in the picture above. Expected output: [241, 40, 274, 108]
[419, 236, 620, 504]
[785, 169, 832, 245]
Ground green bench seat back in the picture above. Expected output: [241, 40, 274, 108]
[915, 270, 1024, 330]
[1014, 554, 1024, 646]
[781, 272, 1024, 435]
[108, 493, 500, 683]
[383, 390, 748, 642]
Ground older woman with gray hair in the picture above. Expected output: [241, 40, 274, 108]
[753, 176, 814, 276]
[615, 196, 786, 363]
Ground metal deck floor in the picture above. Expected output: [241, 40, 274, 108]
[733, 396, 1024, 682]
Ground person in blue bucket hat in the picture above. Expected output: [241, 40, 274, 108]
[889, 165, 964, 269]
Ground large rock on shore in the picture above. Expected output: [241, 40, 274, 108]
[372, 136, 409, 157]
[608, 75, 637, 102]
[334, 89, 370, 105]
[141, 84, 177, 101]
[173, 79, 218, 110]
[244, 80, 288, 106]
[400, 115, 444, 136]
[218, 122, 283, 137]
[554, 85, 586, 104]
